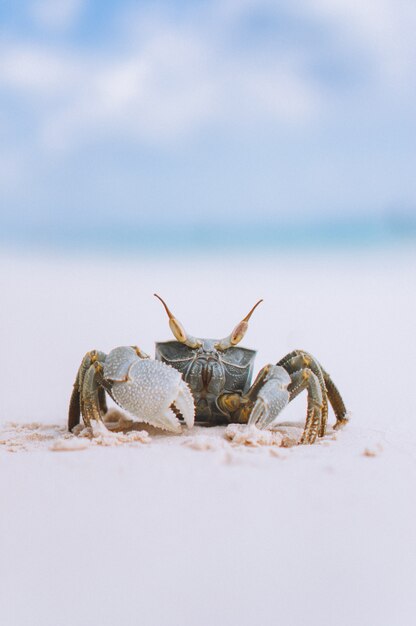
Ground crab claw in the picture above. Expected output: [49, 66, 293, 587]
[248, 365, 291, 430]
[104, 347, 195, 433]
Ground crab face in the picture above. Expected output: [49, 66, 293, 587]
[153, 294, 261, 421]
[155, 340, 256, 419]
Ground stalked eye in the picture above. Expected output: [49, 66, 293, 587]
[215, 300, 263, 351]
[154, 294, 202, 349]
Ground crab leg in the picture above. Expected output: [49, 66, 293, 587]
[68, 377, 82, 431]
[69, 352, 91, 430]
[323, 371, 348, 429]
[278, 350, 347, 432]
[277, 351, 328, 436]
[68, 350, 108, 430]
[81, 361, 106, 427]
[286, 369, 323, 444]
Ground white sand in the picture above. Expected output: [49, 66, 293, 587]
[0, 249, 416, 626]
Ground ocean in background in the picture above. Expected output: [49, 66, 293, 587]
[1, 211, 415, 256]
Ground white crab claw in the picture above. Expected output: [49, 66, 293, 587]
[104, 347, 195, 433]
[248, 365, 291, 430]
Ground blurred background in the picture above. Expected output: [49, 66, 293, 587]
[0, 0, 415, 253]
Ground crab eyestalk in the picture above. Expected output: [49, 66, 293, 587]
[154, 294, 202, 349]
[215, 299, 263, 350]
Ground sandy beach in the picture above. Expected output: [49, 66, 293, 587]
[1, 248, 416, 626]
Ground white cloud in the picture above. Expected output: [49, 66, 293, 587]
[306, 0, 416, 88]
[0, 1, 415, 222]
[0, 43, 80, 94]
[0, 8, 321, 153]
[217, 0, 416, 89]
[0, 0, 415, 157]
[31, 0, 85, 30]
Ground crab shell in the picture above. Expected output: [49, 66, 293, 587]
[103, 346, 195, 432]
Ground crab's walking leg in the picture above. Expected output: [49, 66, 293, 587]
[68, 353, 91, 430]
[278, 350, 348, 433]
[323, 371, 348, 430]
[81, 361, 104, 426]
[68, 380, 81, 431]
[286, 369, 323, 444]
[277, 351, 328, 436]
[68, 350, 108, 431]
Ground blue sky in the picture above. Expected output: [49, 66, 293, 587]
[0, 0, 415, 248]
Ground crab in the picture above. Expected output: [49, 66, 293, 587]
[69, 295, 348, 444]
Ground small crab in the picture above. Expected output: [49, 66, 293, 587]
[69, 295, 348, 444]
